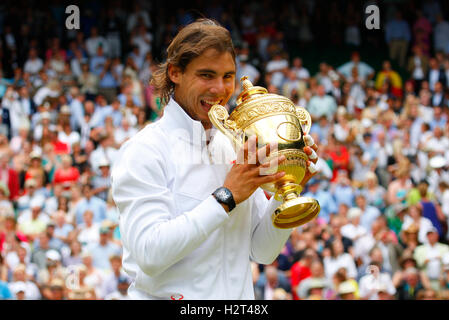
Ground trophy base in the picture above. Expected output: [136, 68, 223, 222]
[272, 197, 320, 229]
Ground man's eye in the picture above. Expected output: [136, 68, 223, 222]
[201, 74, 213, 79]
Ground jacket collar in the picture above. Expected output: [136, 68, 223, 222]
[161, 98, 216, 147]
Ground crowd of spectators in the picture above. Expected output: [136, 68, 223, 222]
[1, 0, 449, 300]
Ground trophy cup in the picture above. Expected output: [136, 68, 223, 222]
[208, 77, 320, 229]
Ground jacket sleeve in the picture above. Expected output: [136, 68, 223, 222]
[111, 141, 229, 278]
[248, 188, 293, 264]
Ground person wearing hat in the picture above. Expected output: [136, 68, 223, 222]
[104, 275, 132, 300]
[9, 264, 41, 300]
[36, 249, 66, 289]
[91, 158, 111, 202]
[297, 259, 333, 300]
[428, 155, 449, 196]
[341, 207, 368, 241]
[401, 204, 435, 245]
[48, 278, 66, 300]
[17, 196, 49, 241]
[414, 226, 449, 291]
[337, 280, 358, 300]
[87, 225, 121, 272]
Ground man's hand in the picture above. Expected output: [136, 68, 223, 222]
[223, 134, 320, 205]
[223, 136, 286, 205]
[300, 135, 319, 188]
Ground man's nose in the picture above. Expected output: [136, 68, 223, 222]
[210, 78, 226, 95]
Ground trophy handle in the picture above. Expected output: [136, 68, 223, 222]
[208, 104, 244, 149]
[295, 106, 312, 135]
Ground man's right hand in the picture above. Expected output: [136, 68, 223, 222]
[223, 136, 286, 205]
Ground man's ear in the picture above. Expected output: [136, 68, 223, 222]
[167, 64, 182, 84]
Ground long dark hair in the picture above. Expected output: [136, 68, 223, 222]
[151, 18, 236, 105]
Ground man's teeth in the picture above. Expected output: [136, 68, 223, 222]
[203, 100, 221, 105]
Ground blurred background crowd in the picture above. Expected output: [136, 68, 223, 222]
[1, 0, 449, 300]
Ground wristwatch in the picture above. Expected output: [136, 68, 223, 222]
[212, 187, 236, 212]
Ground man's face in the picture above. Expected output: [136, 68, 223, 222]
[427, 231, 438, 244]
[169, 48, 236, 128]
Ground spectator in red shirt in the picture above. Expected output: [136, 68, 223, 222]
[53, 155, 80, 190]
[326, 135, 350, 182]
[290, 248, 318, 299]
[49, 127, 69, 155]
[0, 152, 20, 201]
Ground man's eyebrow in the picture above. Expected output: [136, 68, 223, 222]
[196, 69, 236, 75]
[196, 69, 217, 74]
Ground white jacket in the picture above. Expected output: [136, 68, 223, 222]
[111, 99, 292, 300]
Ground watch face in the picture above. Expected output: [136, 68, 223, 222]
[217, 189, 229, 200]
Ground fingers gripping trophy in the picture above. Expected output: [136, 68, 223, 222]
[208, 77, 321, 228]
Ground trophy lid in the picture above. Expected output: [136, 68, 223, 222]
[236, 76, 269, 106]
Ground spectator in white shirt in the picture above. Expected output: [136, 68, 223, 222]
[24, 48, 43, 79]
[307, 85, 337, 121]
[341, 207, 368, 242]
[265, 51, 289, 89]
[324, 239, 358, 281]
[76, 210, 100, 247]
[358, 261, 396, 300]
[114, 117, 138, 146]
[86, 26, 109, 58]
[291, 57, 310, 80]
[131, 25, 153, 61]
[236, 54, 260, 85]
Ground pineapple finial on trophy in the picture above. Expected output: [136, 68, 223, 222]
[241, 76, 253, 91]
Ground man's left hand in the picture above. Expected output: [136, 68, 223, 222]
[300, 134, 319, 188]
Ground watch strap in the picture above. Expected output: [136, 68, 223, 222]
[212, 187, 236, 212]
